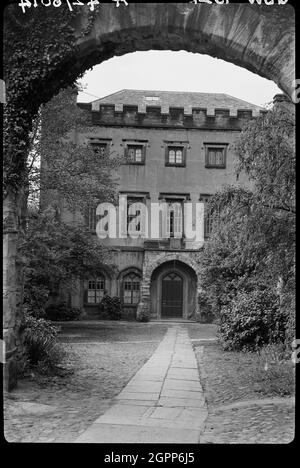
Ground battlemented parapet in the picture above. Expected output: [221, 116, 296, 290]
[78, 102, 266, 130]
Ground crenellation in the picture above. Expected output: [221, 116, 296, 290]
[86, 103, 259, 130]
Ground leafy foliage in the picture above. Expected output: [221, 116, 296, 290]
[20, 315, 64, 373]
[19, 84, 119, 319]
[199, 105, 295, 350]
[45, 303, 82, 322]
[218, 290, 286, 351]
[35, 86, 121, 214]
[3, 5, 82, 195]
[100, 295, 122, 320]
[19, 210, 114, 318]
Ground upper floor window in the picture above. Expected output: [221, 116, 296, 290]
[87, 205, 97, 231]
[165, 142, 187, 167]
[125, 143, 146, 165]
[166, 201, 183, 238]
[91, 142, 108, 156]
[123, 273, 141, 305]
[199, 194, 220, 238]
[204, 144, 227, 168]
[87, 276, 105, 304]
[89, 139, 111, 157]
[127, 197, 144, 233]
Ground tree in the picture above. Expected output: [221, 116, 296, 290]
[19, 210, 115, 318]
[199, 104, 295, 348]
[28, 85, 120, 214]
[20, 85, 121, 318]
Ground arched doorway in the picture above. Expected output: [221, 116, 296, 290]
[150, 260, 198, 320]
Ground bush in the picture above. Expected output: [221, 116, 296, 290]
[136, 309, 149, 322]
[23, 283, 50, 318]
[197, 291, 215, 323]
[45, 302, 82, 321]
[100, 295, 121, 320]
[20, 315, 64, 374]
[218, 290, 286, 351]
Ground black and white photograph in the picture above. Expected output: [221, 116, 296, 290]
[2, 0, 296, 449]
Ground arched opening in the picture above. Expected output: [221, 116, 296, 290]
[3, 2, 295, 389]
[118, 267, 142, 320]
[150, 260, 198, 320]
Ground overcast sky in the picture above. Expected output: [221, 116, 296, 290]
[77, 50, 281, 108]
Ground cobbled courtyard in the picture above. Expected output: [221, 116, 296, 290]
[4, 321, 294, 443]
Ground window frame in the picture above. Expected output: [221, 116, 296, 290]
[122, 272, 141, 306]
[126, 196, 145, 233]
[165, 199, 183, 238]
[86, 205, 98, 231]
[165, 144, 187, 167]
[204, 143, 228, 169]
[85, 276, 106, 305]
[88, 138, 112, 157]
[199, 193, 219, 238]
[125, 143, 146, 165]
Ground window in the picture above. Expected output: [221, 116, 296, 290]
[123, 273, 141, 305]
[127, 197, 144, 232]
[126, 145, 145, 164]
[204, 144, 227, 168]
[166, 201, 183, 238]
[87, 276, 105, 304]
[87, 206, 97, 231]
[164, 142, 187, 167]
[91, 142, 108, 156]
[200, 194, 219, 238]
[145, 96, 159, 102]
[166, 146, 185, 166]
[89, 140, 111, 157]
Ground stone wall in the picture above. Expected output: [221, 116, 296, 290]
[137, 250, 203, 321]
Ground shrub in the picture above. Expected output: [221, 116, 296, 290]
[23, 283, 50, 319]
[136, 307, 150, 323]
[100, 295, 121, 320]
[45, 302, 82, 321]
[218, 289, 286, 351]
[20, 315, 65, 374]
[197, 291, 215, 323]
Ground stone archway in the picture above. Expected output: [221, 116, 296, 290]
[72, 3, 295, 97]
[149, 259, 199, 320]
[3, 2, 295, 389]
[138, 252, 202, 321]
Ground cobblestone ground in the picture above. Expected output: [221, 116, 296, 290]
[194, 344, 295, 444]
[4, 341, 159, 443]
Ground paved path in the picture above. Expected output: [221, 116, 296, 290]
[76, 326, 207, 443]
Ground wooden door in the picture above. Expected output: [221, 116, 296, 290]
[161, 272, 183, 317]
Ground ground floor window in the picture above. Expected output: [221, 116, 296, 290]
[87, 276, 105, 303]
[123, 273, 141, 304]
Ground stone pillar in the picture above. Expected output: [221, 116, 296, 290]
[3, 193, 20, 391]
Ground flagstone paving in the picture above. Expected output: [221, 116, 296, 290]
[76, 326, 208, 443]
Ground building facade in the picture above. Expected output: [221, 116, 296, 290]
[56, 89, 265, 321]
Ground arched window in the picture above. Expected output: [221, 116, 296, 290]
[87, 275, 105, 304]
[123, 273, 141, 305]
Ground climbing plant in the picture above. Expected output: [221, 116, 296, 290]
[3, 4, 85, 195]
